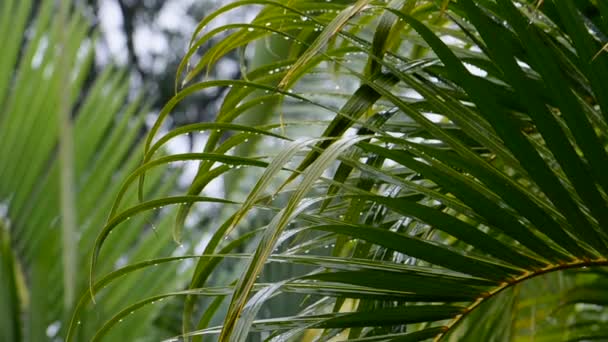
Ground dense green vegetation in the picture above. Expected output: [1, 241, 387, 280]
[3, 0, 608, 341]
[0, 1, 188, 340]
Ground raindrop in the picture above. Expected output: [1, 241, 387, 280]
[247, 27, 254, 32]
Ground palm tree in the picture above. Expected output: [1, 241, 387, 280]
[0, 1, 188, 341]
[83, 0, 608, 341]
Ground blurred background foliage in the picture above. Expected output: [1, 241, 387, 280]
[0, 0, 240, 341]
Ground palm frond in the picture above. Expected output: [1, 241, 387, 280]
[92, 0, 608, 341]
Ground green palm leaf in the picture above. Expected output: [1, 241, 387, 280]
[90, 0, 608, 341]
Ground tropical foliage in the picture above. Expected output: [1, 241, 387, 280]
[82, 0, 608, 340]
[0, 1, 188, 341]
[5, 0, 608, 341]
